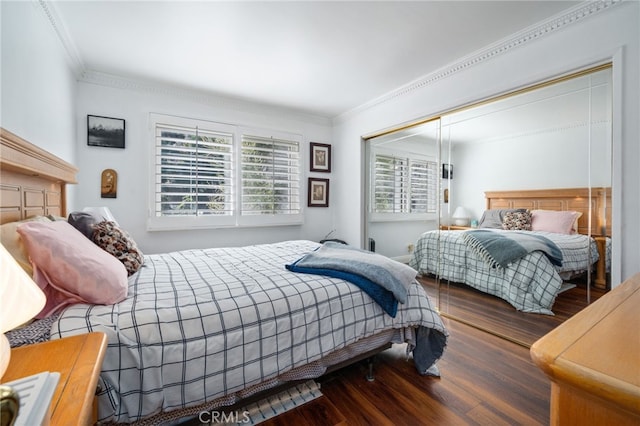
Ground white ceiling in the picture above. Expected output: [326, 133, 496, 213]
[54, 1, 582, 118]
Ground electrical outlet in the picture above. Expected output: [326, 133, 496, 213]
[407, 243, 415, 253]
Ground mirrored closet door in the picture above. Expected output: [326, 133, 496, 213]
[363, 64, 613, 346]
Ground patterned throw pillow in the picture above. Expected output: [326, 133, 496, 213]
[92, 221, 144, 276]
[502, 210, 532, 231]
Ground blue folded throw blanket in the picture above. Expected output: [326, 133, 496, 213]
[462, 229, 563, 269]
[286, 242, 418, 317]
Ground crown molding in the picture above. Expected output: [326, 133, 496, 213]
[35, 0, 84, 77]
[334, 0, 621, 124]
[38, 0, 619, 124]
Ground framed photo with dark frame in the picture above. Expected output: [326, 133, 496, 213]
[442, 163, 453, 179]
[310, 142, 331, 172]
[87, 115, 125, 149]
[308, 177, 329, 207]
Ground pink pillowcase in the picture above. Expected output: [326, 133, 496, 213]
[17, 220, 128, 318]
[530, 210, 581, 235]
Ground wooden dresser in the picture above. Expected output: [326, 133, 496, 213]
[530, 273, 640, 425]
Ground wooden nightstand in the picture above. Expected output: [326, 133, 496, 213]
[439, 225, 472, 230]
[1, 332, 107, 426]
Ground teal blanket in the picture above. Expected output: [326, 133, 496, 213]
[462, 230, 563, 269]
[286, 242, 417, 317]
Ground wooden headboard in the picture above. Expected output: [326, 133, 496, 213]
[0, 128, 77, 225]
[485, 187, 611, 237]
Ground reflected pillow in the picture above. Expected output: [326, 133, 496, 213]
[478, 209, 528, 229]
[531, 210, 581, 235]
[502, 211, 532, 231]
[16, 220, 128, 318]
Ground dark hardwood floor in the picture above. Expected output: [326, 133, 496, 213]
[419, 275, 606, 346]
[261, 318, 550, 425]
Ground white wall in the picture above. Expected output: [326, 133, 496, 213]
[333, 2, 639, 286]
[75, 81, 334, 253]
[0, 1, 77, 179]
[451, 123, 611, 223]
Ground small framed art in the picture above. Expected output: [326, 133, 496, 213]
[442, 163, 453, 179]
[87, 115, 125, 149]
[308, 178, 329, 207]
[310, 142, 331, 172]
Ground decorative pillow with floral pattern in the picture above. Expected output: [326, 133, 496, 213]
[502, 210, 532, 231]
[92, 221, 144, 276]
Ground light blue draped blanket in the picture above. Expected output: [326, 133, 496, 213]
[462, 229, 563, 269]
[286, 242, 417, 316]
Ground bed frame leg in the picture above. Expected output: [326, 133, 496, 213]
[366, 356, 375, 382]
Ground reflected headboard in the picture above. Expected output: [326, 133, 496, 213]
[485, 187, 611, 237]
[0, 128, 77, 224]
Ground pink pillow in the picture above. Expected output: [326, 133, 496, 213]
[530, 210, 580, 235]
[17, 221, 128, 318]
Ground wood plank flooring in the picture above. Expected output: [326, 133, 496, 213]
[419, 275, 606, 346]
[261, 318, 550, 425]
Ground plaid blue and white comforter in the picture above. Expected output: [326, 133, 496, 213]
[409, 230, 600, 314]
[50, 240, 446, 423]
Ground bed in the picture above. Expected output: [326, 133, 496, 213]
[410, 188, 611, 315]
[0, 128, 448, 424]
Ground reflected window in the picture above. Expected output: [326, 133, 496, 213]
[372, 154, 437, 214]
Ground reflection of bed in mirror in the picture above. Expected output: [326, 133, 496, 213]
[410, 188, 611, 315]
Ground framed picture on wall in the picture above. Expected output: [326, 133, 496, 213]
[87, 115, 125, 149]
[308, 178, 329, 207]
[442, 163, 453, 179]
[310, 142, 331, 172]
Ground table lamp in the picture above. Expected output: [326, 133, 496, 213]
[452, 206, 471, 226]
[0, 243, 46, 379]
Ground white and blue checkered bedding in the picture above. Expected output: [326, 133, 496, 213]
[409, 230, 600, 314]
[50, 240, 446, 423]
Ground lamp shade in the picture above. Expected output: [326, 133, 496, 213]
[0, 243, 46, 378]
[452, 206, 470, 226]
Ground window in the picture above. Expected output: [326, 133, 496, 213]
[241, 134, 300, 216]
[372, 153, 437, 219]
[148, 114, 302, 230]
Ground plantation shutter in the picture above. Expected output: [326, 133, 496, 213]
[410, 160, 437, 213]
[373, 154, 437, 214]
[241, 134, 300, 215]
[374, 155, 408, 213]
[154, 123, 233, 217]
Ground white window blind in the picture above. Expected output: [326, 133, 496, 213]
[149, 114, 303, 230]
[373, 154, 437, 214]
[374, 155, 408, 213]
[241, 135, 300, 215]
[154, 123, 234, 218]
[410, 160, 437, 213]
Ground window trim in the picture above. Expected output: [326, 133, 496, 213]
[147, 114, 304, 231]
